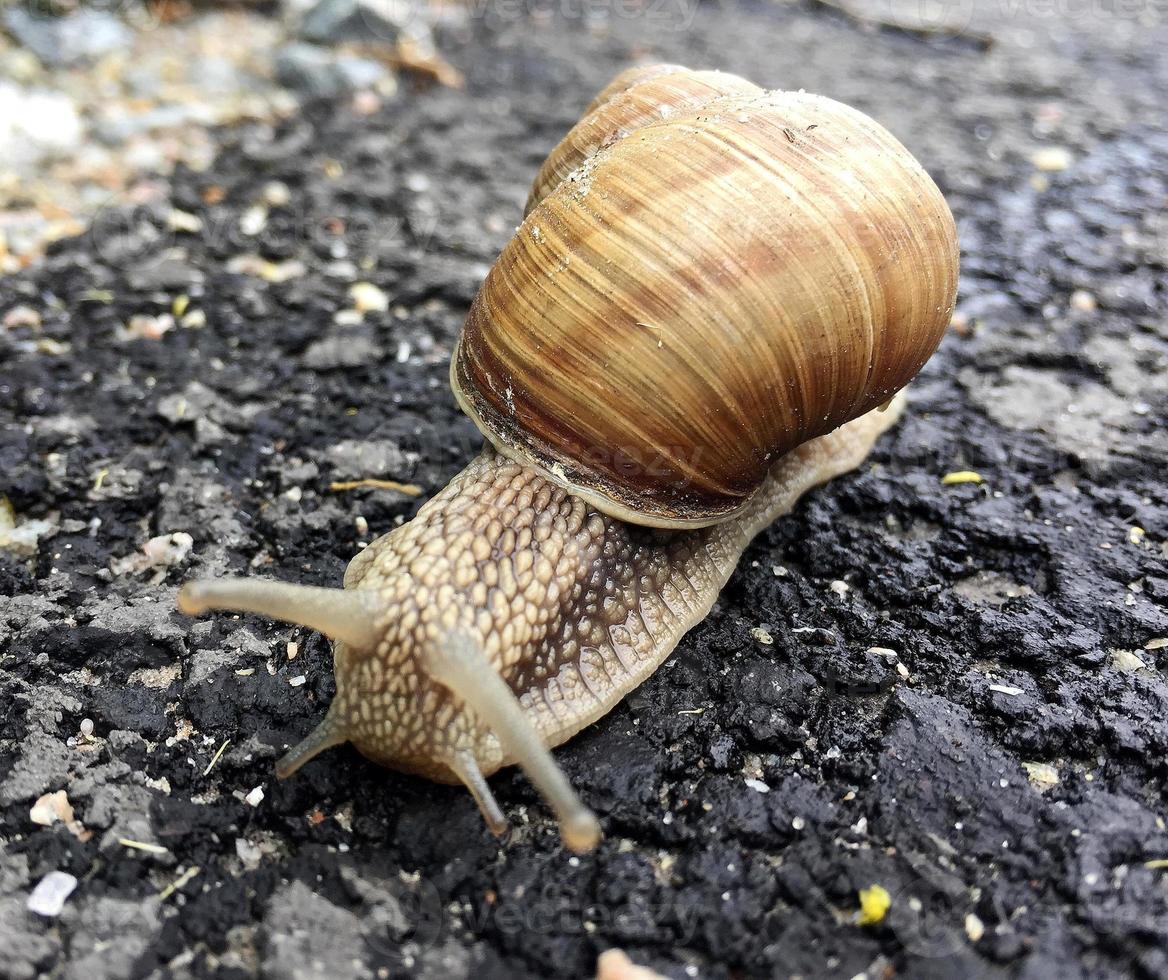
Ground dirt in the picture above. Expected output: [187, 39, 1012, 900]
[2, 2, 1167, 978]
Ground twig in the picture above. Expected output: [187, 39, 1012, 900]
[329, 478, 424, 497]
[118, 838, 169, 855]
[158, 866, 201, 901]
[202, 738, 230, 777]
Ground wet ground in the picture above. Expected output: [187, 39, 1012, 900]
[2, 1, 1168, 978]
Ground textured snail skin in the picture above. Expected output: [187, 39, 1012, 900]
[177, 395, 903, 851]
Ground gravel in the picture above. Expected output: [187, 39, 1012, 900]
[1, 2, 1166, 978]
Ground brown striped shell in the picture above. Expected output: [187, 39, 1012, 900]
[452, 67, 959, 529]
[525, 66, 762, 214]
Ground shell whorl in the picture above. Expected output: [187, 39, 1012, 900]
[454, 81, 958, 528]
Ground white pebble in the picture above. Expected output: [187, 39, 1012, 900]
[245, 786, 265, 807]
[79, 718, 94, 737]
[829, 580, 849, 597]
[965, 913, 985, 942]
[27, 871, 77, 917]
[289, 675, 307, 687]
[744, 778, 770, 794]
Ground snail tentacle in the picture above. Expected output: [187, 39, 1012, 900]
[276, 709, 349, 778]
[177, 578, 382, 652]
[448, 749, 508, 838]
[427, 628, 602, 853]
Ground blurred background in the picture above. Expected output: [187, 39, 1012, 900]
[2, 2, 1167, 979]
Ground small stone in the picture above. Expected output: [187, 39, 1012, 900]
[744, 778, 770, 794]
[142, 532, 194, 568]
[0, 82, 82, 172]
[988, 684, 1024, 696]
[0, 496, 58, 556]
[166, 210, 204, 234]
[3, 8, 132, 67]
[298, 0, 418, 45]
[1022, 761, 1059, 791]
[121, 314, 175, 342]
[79, 719, 94, 737]
[1031, 146, 1072, 172]
[263, 181, 292, 207]
[3, 304, 42, 329]
[27, 871, 78, 917]
[245, 786, 265, 807]
[289, 675, 307, 687]
[239, 205, 269, 237]
[750, 626, 773, 645]
[1110, 649, 1146, 672]
[30, 790, 75, 827]
[1069, 289, 1097, 312]
[829, 580, 849, 597]
[236, 838, 263, 869]
[350, 281, 390, 313]
[965, 913, 986, 942]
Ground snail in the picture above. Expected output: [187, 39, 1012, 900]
[177, 66, 959, 852]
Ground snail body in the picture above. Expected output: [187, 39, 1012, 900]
[178, 67, 958, 852]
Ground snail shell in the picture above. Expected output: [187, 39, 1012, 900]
[453, 75, 958, 528]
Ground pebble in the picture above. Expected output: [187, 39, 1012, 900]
[1022, 761, 1060, 791]
[297, 0, 422, 44]
[274, 43, 389, 98]
[166, 210, 204, 234]
[0, 82, 82, 173]
[239, 205, 269, 236]
[1110, 649, 1146, 672]
[27, 871, 78, 917]
[750, 626, 773, 645]
[350, 281, 390, 313]
[30, 790, 75, 827]
[263, 181, 292, 207]
[245, 786, 265, 807]
[1031, 146, 1073, 172]
[965, 913, 986, 942]
[3, 305, 43, 330]
[3, 8, 132, 67]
